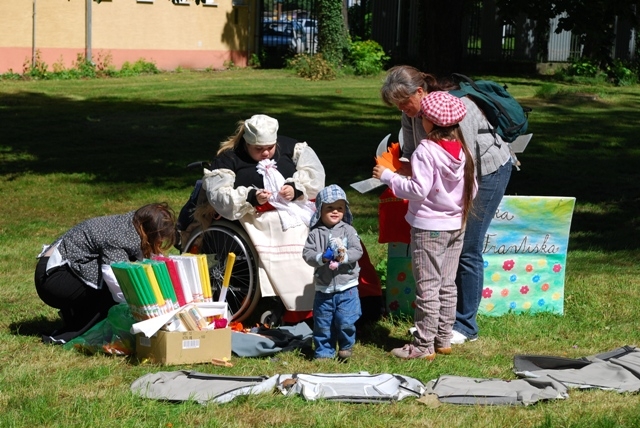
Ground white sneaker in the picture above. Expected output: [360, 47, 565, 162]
[451, 330, 477, 345]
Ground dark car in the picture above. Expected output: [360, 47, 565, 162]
[262, 21, 307, 54]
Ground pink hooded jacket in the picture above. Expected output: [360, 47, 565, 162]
[380, 138, 475, 231]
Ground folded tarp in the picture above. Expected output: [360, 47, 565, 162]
[131, 371, 276, 405]
[514, 345, 640, 393]
[130, 346, 640, 407]
[131, 370, 425, 405]
[424, 375, 568, 406]
[231, 322, 313, 357]
[276, 372, 425, 403]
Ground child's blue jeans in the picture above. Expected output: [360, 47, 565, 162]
[313, 287, 361, 359]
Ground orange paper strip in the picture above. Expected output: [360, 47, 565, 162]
[375, 142, 403, 172]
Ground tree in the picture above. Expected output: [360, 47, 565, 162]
[419, 0, 466, 74]
[497, 0, 639, 69]
[317, 0, 349, 65]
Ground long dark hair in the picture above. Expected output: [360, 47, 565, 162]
[427, 125, 475, 227]
[133, 202, 176, 258]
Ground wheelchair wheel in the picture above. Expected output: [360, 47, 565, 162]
[183, 220, 261, 322]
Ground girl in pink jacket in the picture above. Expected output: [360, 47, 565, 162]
[373, 91, 476, 360]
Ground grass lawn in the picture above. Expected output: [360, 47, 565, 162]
[1, 69, 639, 427]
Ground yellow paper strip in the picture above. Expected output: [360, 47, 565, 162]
[141, 263, 165, 308]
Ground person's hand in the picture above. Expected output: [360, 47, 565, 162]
[256, 190, 272, 205]
[278, 185, 295, 201]
[372, 165, 387, 179]
[396, 160, 412, 177]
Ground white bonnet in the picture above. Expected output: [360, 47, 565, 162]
[243, 114, 279, 146]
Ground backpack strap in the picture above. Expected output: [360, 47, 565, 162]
[452, 73, 513, 124]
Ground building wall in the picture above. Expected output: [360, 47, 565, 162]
[0, 0, 255, 74]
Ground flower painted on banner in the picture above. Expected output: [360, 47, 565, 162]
[552, 292, 561, 300]
[525, 264, 533, 272]
[390, 287, 400, 296]
[520, 285, 530, 294]
[553, 264, 562, 273]
[397, 272, 407, 282]
[532, 274, 540, 283]
[485, 303, 495, 311]
[491, 273, 501, 282]
[411, 300, 417, 309]
[482, 288, 493, 298]
[483, 260, 489, 268]
[510, 274, 517, 282]
[541, 283, 550, 291]
[523, 301, 532, 309]
[403, 286, 412, 295]
[503, 259, 515, 271]
[538, 298, 545, 306]
[509, 301, 517, 309]
[501, 288, 509, 297]
[389, 300, 400, 311]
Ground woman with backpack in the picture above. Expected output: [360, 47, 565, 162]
[380, 65, 513, 344]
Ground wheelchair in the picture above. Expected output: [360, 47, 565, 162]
[176, 162, 285, 326]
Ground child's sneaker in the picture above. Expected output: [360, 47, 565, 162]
[435, 346, 452, 355]
[390, 344, 436, 360]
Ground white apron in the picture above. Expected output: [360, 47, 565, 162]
[240, 210, 315, 311]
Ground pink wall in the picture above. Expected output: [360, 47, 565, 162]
[0, 47, 248, 74]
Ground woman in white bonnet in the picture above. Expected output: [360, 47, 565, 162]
[202, 114, 326, 318]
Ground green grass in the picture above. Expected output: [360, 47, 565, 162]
[1, 69, 639, 427]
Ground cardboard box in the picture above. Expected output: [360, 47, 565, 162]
[136, 327, 231, 365]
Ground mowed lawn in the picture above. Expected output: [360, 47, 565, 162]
[1, 69, 639, 427]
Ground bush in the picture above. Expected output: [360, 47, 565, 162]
[248, 53, 262, 68]
[119, 59, 160, 76]
[555, 57, 639, 86]
[287, 53, 336, 81]
[606, 59, 638, 86]
[0, 70, 22, 81]
[563, 58, 601, 77]
[346, 40, 388, 76]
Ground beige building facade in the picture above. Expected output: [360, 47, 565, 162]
[0, 0, 256, 74]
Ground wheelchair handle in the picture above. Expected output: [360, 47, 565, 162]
[187, 160, 211, 170]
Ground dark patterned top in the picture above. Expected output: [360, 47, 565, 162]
[48, 211, 142, 288]
[211, 135, 301, 205]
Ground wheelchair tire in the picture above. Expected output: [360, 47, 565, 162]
[182, 220, 261, 322]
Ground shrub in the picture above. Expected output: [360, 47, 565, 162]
[346, 39, 388, 76]
[606, 59, 638, 86]
[556, 57, 638, 86]
[248, 53, 262, 68]
[22, 49, 48, 80]
[287, 53, 336, 81]
[563, 58, 600, 77]
[72, 53, 98, 79]
[119, 59, 159, 76]
[0, 70, 22, 81]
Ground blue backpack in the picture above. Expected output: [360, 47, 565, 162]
[450, 73, 531, 143]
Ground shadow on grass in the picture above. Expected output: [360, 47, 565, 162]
[1, 87, 638, 253]
[357, 320, 400, 351]
[9, 316, 62, 338]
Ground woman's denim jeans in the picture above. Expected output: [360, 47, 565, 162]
[313, 287, 361, 358]
[453, 162, 512, 339]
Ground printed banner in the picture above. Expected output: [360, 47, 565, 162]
[385, 196, 576, 318]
